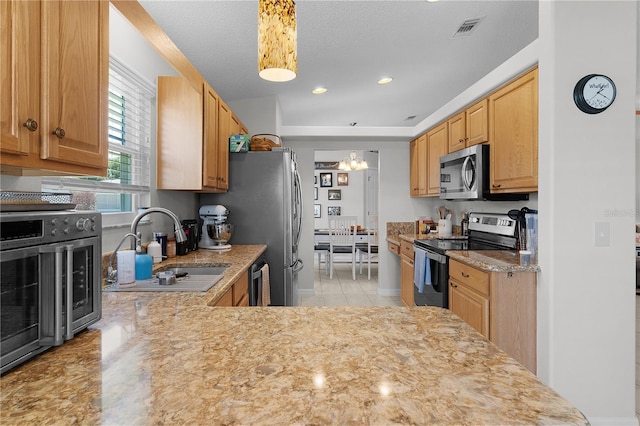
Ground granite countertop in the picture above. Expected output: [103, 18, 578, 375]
[0, 302, 587, 425]
[395, 232, 540, 273]
[102, 244, 267, 306]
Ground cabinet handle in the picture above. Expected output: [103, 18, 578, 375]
[492, 184, 501, 189]
[450, 282, 457, 288]
[459, 138, 464, 143]
[460, 272, 470, 278]
[53, 127, 66, 139]
[23, 118, 38, 132]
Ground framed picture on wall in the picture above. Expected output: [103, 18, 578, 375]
[328, 189, 341, 200]
[337, 173, 349, 186]
[314, 204, 321, 218]
[327, 206, 341, 216]
[314, 187, 318, 200]
[320, 172, 332, 187]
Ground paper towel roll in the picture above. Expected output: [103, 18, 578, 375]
[116, 250, 136, 285]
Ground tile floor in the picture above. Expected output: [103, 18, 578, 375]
[299, 260, 403, 307]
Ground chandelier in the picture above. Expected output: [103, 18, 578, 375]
[258, 0, 297, 82]
[339, 151, 368, 171]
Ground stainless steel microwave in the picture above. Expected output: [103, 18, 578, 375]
[439, 144, 489, 200]
[439, 144, 528, 201]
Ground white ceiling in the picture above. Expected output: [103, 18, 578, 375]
[138, 0, 538, 129]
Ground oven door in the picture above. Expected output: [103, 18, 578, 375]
[40, 237, 102, 344]
[0, 246, 45, 374]
[413, 248, 449, 308]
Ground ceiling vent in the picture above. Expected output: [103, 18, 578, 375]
[452, 17, 484, 38]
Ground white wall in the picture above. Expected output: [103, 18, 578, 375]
[537, 2, 637, 424]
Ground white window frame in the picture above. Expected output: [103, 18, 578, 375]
[43, 56, 154, 227]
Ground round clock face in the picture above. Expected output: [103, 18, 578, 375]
[573, 74, 616, 114]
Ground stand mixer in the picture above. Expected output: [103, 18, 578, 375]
[199, 205, 233, 250]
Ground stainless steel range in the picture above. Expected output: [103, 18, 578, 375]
[413, 212, 518, 307]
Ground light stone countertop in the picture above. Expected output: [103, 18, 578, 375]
[103, 244, 267, 306]
[0, 301, 587, 425]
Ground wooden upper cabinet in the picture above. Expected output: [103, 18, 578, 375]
[416, 134, 428, 196]
[156, 76, 203, 190]
[426, 122, 448, 196]
[217, 100, 232, 191]
[448, 112, 466, 153]
[465, 98, 488, 147]
[448, 99, 488, 153]
[489, 68, 538, 193]
[203, 83, 220, 188]
[409, 138, 419, 196]
[1, 0, 108, 176]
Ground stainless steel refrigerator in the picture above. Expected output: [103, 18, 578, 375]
[200, 148, 303, 306]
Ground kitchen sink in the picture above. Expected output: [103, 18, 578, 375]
[103, 265, 229, 292]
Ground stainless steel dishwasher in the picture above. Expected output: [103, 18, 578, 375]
[249, 256, 267, 306]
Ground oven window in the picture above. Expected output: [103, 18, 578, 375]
[1, 254, 39, 352]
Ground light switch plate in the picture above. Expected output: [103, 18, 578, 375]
[594, 222, 610, 247]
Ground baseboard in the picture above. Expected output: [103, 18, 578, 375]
[587, 416, 639, 426]
[377, 288, 400, 297]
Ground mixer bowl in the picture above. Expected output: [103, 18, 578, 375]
[206, 223, 233, 245]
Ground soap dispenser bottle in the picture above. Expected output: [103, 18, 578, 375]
[134, 236, 153, 280]
[461, 211, 469, 236]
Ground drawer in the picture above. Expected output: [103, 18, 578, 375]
[449, 259, 489, 296]
[400, 240, 414, 260]
[388, 241, 400, 255]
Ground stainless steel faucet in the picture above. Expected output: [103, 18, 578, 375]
[130, 207, 188, 250]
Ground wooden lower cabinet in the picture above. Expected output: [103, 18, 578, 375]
[213, 269, 249, 307]
[400, 240, 414, 307]
[448, 258, 537, 372]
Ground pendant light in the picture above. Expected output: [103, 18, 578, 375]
[339, 151, 368, 171]
[258, 0, 297, 82]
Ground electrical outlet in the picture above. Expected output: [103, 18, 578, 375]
[594, 222, 610, 247]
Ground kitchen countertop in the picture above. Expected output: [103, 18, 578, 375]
[0, 301, 587, 425]
[103, 244, 267, 306]
[393, 232, 540, 273]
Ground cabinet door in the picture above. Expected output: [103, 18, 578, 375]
[400, 255, 414, 307]
[214, 287, 234, 307]
[465, 98, 488, 147]
[217, 100, 231, 190]
[40, 0, 108, 172]
[409, 139, 419, 196]
[417, 134, 427, 196]
[449, 279, 489, 338]
[448, 112, 465, 153]
[232, 270, 249, 306]
[203, 83, 219, 188]
[1, 0, 39, 157]
[489, 68, 538, 193]
[427, 122, 448, 196]
[157, 76, 203, 190]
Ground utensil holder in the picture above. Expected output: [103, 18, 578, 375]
[438, 219, 452, 237]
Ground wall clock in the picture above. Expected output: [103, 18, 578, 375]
[573, 74, 616, 114]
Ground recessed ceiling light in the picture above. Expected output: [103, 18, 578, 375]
[378, 77, 393, 85]
[312, 87, 327, 95]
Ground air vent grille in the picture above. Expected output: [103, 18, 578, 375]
[452, 17, 484, 38]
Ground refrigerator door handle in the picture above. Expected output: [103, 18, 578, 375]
[292, 258, 304, 273]
[293, 166, 303, 249]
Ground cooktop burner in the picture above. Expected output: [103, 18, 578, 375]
[414, 238, 506, 253]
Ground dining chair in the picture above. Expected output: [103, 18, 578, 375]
[328, 216, 358, 280]
[358, 215, 379, 280]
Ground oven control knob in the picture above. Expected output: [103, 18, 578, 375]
[50, 228, 57, 236]
[75, 218, 90, 232]
[63, 227, 70, 235]
[50, 219, 58, 226]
